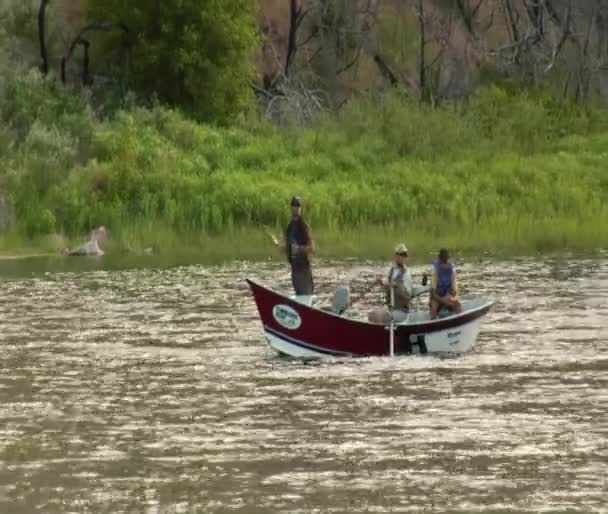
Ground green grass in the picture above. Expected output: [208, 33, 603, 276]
[1, 213, 603, 265]
[0, 72, 607, 261]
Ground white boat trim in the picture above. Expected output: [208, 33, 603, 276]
[264, 328, 338, 358]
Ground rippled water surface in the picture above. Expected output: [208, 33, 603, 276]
[0, 256, 606, 514]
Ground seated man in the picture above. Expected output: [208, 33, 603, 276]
[368, 243, 413, 324]
[430, 248, 463, 319]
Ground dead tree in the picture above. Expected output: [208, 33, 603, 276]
[573, 2, 598, 101]
[285, 0, 312, 76]
[61, 22, 130, 86]
[454, 0, 486, 37]
[417, 0, 429, 100]
[491, 0, 565, 69]
[262, 0, 378, 109]
[415, 0, 454, 103]
[544, 0, 572, 72]
[526, 0, 544, 38]
[313, 0, 377, 74]
[38, 0, 51, 75]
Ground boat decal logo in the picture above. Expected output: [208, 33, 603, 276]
[272, 304, 302, 330]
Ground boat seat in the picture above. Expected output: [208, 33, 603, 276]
[331, 286, 351, 315]
[320, 286, 351, 315]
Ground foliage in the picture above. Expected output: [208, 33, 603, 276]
[0, 70, 606, 256]
[86, 0, 259, 123]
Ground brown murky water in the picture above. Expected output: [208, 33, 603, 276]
[0, 256, 606, 514]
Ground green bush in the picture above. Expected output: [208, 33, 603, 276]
[0, 74, 606, 254]
[87, 0, 259, 124]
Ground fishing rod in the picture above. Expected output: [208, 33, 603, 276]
[263, 225, 281, 247]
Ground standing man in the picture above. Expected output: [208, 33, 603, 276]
[274, 196, 315, 295]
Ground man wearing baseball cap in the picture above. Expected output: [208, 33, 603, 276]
[272, 196, 315, 295]
[368, 242, 413, 324]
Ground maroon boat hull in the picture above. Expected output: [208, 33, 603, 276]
[247, 279, 494, 357]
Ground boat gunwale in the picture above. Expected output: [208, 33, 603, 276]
[246, 278, 495, 330]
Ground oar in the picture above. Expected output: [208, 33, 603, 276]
[389, 282, 395, 358]
[387, 273, 429, 357]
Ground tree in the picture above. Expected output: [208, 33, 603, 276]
[87, 0, 259, 123]
[488, 0, 608, 101]
[38, 0, 50, 74]
[262, 0, 377, 108]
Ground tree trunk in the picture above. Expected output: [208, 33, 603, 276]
[61, 22, 130, 86]
[417, 0, 429, 102]
[502, 0, 520, 44]
[286, 0, 299, 75]
[82, 40, 91, 85]
[38, 0, 51, 75]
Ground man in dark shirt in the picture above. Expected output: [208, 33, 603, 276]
[275, 196, 315, 296]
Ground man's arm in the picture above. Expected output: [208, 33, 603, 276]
[451, 271, 459, 297]
[390, 271, 412, 305]
[402, 270, 414, 297]
[294, 223, 315, 255]
[430, 268, 441, 301]
[376, 267, 390, 288]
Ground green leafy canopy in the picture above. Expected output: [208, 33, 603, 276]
[88, 0, 259, 123]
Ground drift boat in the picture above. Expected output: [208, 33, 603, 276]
[247, 278, 494, 358]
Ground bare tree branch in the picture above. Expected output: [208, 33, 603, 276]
[503, 0, 521, 44]
[471, 0, 484, 19]
[306, 45, 323, 65]
[373, 54, 400, 86]
[544, 0, 562, 26]
[297, 29, 317, 49]
[250, 80, 276, 99]
[525, 0, 544, 39]
[455, 0, 486, 37]
[337, 46, 362, 74]
[480, 7, 496, 33]
[61, 22, 129, 85]
[295, 8, 311, 29]
[544, 0, 572, 72]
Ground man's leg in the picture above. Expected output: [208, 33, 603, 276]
[368, 307, 390, 324]
[430, 299, 440, 319]
[391, 310, 409, 323]
[437, 295, 463, 316]
[292, 267, 314, 295]
[449, 297, 463, 314]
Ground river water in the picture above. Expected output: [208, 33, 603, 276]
[0, 256, 606, 514]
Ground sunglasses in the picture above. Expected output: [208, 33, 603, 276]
[396, 252, 408, 257]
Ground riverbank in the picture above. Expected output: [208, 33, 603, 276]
[1, 214, 606, 265]
[1, 74, 607, 259]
